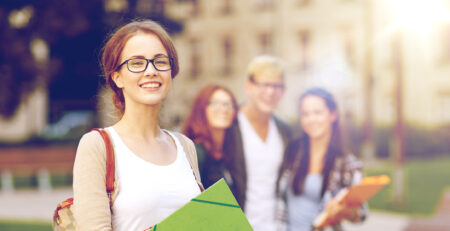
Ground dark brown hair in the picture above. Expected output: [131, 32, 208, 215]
[291, 87, 344, 197]
[101, 20, 179, 115]
[183, 85, 238, 158]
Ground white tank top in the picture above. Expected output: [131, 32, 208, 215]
[107, 127, 201, 231]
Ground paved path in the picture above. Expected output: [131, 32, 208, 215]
[343, 211, 410, 231]
[0, 188, 410, 231]
[343, 212, 410, 231]
[0, 188, 72, 221]
[404, 190, 450, 231]
[1, 188, 449, 231]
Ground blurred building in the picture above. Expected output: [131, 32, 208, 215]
[2, 0, 450, 142]
[163, 0, 450, 129]
[163, 0, 366, 127]
[370, 0, 450, 127]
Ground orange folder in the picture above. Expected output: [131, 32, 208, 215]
[313, 174, 391, 229]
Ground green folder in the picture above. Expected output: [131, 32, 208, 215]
[145, 179, 253, 231]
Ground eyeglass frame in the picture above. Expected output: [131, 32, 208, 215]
[249, 76, 285, 91]
[207, 100, 235, 110]
[116, 56, 174, 73]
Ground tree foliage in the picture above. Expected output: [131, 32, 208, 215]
[0, 0, 182, 120]
[0, 0, 104, 119]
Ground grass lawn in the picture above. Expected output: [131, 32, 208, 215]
[0, 220, 52, 231]
[366, 156, 450, 216]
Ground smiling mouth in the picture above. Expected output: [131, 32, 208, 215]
[140, 82, 162, 89]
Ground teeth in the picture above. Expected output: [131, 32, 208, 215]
[141, 83, 160, 88]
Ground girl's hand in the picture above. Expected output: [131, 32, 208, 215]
[324, 199, 360, 225]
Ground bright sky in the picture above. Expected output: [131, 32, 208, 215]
[388, 0, 450, 34]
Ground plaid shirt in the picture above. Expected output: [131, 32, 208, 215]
[276, 153, 367, 231]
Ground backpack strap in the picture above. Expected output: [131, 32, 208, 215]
[174, 132, 205, 192]
[53, 128, 115, 225]
[91, 128, 116, 203]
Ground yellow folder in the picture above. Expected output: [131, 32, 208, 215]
[313, 174, 391, 229]
[144, 178, 253, 231]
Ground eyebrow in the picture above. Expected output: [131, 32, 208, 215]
[125, 53, 169, 60]
[154, 53, 169, 58]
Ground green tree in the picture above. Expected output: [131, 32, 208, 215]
[0, 0, 182, 121]
[0, 0, 104, 119]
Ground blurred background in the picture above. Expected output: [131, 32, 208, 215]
[0, 0, 449, 230]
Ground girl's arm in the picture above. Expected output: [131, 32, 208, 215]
[73, 131, 112, 231]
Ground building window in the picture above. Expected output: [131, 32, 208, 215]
[189, 38, 201, 78]
[190, 0, 200, 16]
[343, 28, 355, 67]
[220, 0, 233, 15]
[253, 0, 275, 11]
[299, 29, 311, 70]
[298, 0, 311, 7]
[258, 32, 273, 54]
[442, 24, 450, 64]
[222, 36, 233, 75]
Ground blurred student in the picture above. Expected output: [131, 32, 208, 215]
[183, 85, 238, 188]
[224, 55, 293, 231]
[279, 88, 367, 231]
[72, 20, 203, 231]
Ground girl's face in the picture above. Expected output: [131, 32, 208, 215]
[112, 33, 172, 108]
[300, 95, 337, 141]
[206, 89, 236, 130]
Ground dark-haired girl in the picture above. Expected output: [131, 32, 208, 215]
[278, 88, 367, 231]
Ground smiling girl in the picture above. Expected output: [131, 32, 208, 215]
[72, 20, 203, 231]
[278, 88, 367, 231]
[183, 85, 238, 188]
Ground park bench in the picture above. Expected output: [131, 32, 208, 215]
[0, 145, 76, 192]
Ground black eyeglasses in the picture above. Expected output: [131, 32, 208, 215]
[116, 57, 173, 73]
[249, 76, 285, 91]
